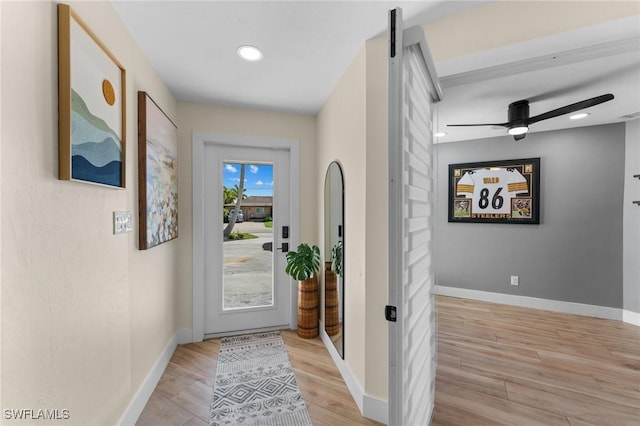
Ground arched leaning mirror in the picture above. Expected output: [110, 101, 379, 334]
[324, 161, 344, 358]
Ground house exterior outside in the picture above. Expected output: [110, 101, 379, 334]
[225, 196, 273, 220]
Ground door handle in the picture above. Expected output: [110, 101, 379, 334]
[277, 243, 289, 253]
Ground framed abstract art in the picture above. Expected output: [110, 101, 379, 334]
[138, 92, 178, 250]
[58, 4, 126, 188]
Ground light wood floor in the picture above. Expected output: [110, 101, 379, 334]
[136, 297, 639, 425]
[433, 296, 640, 426]
[135, 329, 379, 426]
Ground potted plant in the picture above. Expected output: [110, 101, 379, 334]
[324, 241, 343, 337]
[285, 243, 321, 338]
[331, 240, 343, 277]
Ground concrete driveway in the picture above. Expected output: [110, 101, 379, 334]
[222, 221, 274, 308]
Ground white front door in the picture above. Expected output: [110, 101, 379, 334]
[203, 144, 292, 336]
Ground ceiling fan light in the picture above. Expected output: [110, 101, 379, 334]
[237, 45, 263, 62]
[508, 126, 528, 136]
[570, 112, 590, 120]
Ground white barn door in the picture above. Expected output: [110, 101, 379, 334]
[387, 8, 443, 426]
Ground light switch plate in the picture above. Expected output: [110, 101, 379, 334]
[113, 211, 133, 234]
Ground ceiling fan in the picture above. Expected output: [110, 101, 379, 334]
[447, 93, 614, 140]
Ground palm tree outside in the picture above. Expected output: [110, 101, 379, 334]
[224, 164, 246, 237]
[223, 186, 236, 205]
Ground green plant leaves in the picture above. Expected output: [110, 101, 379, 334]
[331, 241, 343, 277]
[285, 243, 321, 281]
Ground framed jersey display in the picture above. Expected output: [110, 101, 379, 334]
[448, 158, 540, 224]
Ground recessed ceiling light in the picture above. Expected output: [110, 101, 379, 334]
[435, 132, 447, 138]
[237, 45, 263, 62]
[569, 112, 590, 120]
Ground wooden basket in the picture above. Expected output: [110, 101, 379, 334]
[297, 277, 319, 338]
[324, 265, 340, 336]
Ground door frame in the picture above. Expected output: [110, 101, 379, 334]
[192, 131, 300, 342]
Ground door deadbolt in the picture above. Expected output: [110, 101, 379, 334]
[277, 243, 289, 253]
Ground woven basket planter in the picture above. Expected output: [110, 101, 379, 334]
[297, 277, 319, 339]
[324, 263, 339, 336]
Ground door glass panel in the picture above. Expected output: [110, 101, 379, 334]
[222, 162, 274, 310]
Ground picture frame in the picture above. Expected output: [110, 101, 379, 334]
[448, 158, 541, 224]
[58, 4, 126, 188]
[138, 92, 179, 250]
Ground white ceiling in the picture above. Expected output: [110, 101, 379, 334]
[111, 1, 640, 142]
[435, 15, 640, 142]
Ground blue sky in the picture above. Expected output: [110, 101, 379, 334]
[223, 163, 273, 197]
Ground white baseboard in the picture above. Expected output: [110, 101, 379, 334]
[435, 286, 623, 321]
[319, 329, 389, 425]
[363, 394, 388, 425]
[319, 329, 363, 410]
[118, 334, 178, 426]
[623, 309, 640, 326]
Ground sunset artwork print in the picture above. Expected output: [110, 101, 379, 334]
[138, 92, 178, 250]
[58, 4, 126, 188]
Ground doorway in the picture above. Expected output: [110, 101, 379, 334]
[192, 133, 300, 341]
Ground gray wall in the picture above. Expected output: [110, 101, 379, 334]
[435, 123, 625, 308]
[623, 120, 640, 313]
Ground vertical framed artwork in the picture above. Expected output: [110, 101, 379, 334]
[138, 92, 179, 250]
[448, 157, 541, 224]
[58, 4, 126, 188]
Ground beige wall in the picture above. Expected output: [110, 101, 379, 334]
[363, 36, 389, 401]
[317, 48, 368, 389]
[423, 0, 640, 61]
[316, 35, 391, 405]
[1, 1, 178, 424]
[175, 102, 317, 331]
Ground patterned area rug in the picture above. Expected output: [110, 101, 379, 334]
[209, 331, 312, 426]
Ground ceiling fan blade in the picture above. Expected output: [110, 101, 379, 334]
[447, 122, 508, 128]
[527, 93, 614, 124]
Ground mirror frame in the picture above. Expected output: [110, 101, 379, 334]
[324, 161, 345, 359]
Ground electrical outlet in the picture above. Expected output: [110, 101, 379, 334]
[510, 275, 519, 286]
